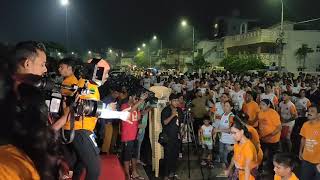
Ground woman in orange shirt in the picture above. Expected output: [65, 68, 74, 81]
[226, 120, 259, 180]
[258, 99, 282, 173]
[237, 112, 263, 167]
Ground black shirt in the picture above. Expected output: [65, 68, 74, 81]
[161, 106, 183, 140]
[306, 89, 320, 105]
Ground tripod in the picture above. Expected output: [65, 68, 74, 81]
[180, 108, 204, 180]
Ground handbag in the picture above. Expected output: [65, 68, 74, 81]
[158, 131, 169, 146]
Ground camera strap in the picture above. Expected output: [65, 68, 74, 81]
[61, 108, 75, 144]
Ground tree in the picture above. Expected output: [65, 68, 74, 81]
[295, 44, 314, 71]
[219, 54, 266, 73]
[134, 51, 149, 68]
[194, 53, 209, 71]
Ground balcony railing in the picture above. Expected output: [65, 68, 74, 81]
[224, 29, 287, 49]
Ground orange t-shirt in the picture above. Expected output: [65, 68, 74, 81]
[247, 125, 263, 165]
[0, 145, 40, 180]
[233, 139, 258, 180]
[61, 75, 78, 96]
[274, 173, 298, 180]
[242, 101, 260, 127]
[64, 78, 100, 132]
[300, 120, 320, 164]
[258, 108, 281, 143]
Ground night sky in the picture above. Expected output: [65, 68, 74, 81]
[1, 0, 320, 52]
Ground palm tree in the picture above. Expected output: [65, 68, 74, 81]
[295, 44, 314, 71]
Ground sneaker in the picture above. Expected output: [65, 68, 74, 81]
[179, 153, 183, 158]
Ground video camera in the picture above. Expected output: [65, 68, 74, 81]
[13, 73, 127, 120]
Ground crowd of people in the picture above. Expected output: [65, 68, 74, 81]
[139, 70, 320, 180]
[0, 41, 320, 180]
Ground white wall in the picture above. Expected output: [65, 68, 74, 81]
[284, 30, 320, 72]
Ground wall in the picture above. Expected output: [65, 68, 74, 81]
[284, 30, 320, 72]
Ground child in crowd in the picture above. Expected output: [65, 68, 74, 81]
[198, 117, 216, 168]
[273, 153, 299, 180]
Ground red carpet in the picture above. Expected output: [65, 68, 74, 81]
[99, 155, 125, 180]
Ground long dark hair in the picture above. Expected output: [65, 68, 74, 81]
[232, 117, 252, 139]
[0, 80, 60, 179]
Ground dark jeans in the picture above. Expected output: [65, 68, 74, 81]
[300, 160, 320, 180]
[163, 138, 179, 177]
[66, 130, 100, 180]
[291, 117, 308, 156]
[261, 142, 280, 172]
[193, 118, 204, 140]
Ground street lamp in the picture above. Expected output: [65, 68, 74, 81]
[151, 35, 163, 65]
[71, 52, 74, 55]
[60, 0, 69, 50]
[181, 19, 195, 66]
[275, 0, 284, 73]
[88, 51, 92, 54]
[137, 47, 141, 51]
[142, 43, 146, 47]
[109, 49, 113, 53]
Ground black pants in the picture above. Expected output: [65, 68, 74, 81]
[261, 142, 280, 172]
[291, 117, 307, 156]
[66, 130, 100, 180]
[163, 139, 179, 177]
[300, 160, 320, 180]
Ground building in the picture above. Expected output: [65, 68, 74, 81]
[196, 39, 224, 66]
[224, 21, 320, 72]
[213, 16, 259, 38]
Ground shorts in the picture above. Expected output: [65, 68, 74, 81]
[281, 120, 295, 139]
[121, 140, 138, 161]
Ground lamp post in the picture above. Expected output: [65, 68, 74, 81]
[152, 35, 163, 65]
[60, 0, 69, 50]
[277, 0, 284, 74]
[181, 20, 195, 66]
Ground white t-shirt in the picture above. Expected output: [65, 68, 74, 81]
[186, 80, 194, 91]
[218, 112, 235, 144]
[294, 97, 311, 117]
[279, 101, 296, 121]
[260, 93, 278, 106]
[201, 125, 214, 145]
[230, 90, 245, 110]
[171, 83, 182, 94]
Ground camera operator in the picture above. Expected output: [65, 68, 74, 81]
[119, 86, 148, 179]
[10, 41, 71, 132]
[61, 58, 111, 180]
[0, 46, 61, 179]
[161, 94, 183, 180]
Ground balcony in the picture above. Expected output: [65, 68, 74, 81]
[224, 29, 287, 49]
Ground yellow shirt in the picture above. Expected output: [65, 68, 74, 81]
[0, 145, 40, 180]
[274, 173, 299, 180]
[64, 78, 100, 132]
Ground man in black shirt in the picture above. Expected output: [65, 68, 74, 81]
[161, 94, 183, 180]
[306, 82, 320, 105]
